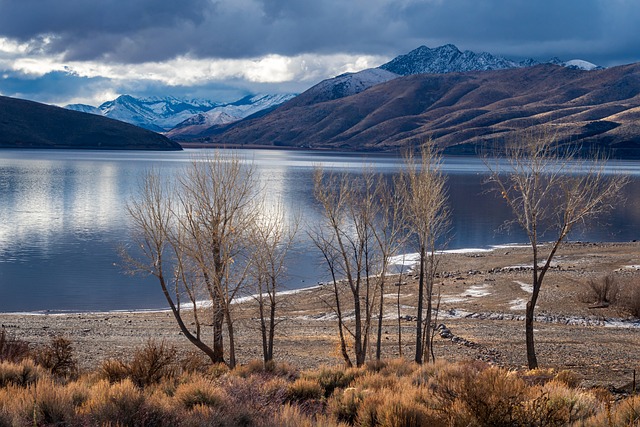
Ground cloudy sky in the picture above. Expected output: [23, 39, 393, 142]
[1, 0, 639, 106]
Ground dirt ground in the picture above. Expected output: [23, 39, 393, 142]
[1, 241, 639, 390]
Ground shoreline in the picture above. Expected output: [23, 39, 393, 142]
[0, 242, 544, 316]
[2, 241, 639, 388]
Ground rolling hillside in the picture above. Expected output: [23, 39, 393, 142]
[0, 96, 181, 150]
[202, 63, 640, 157]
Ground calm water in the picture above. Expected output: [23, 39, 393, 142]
[0, 149, 639, 313]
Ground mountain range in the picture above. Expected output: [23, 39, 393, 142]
[66, 93, 296, 135]
[0, 96, 181, 150]
[200, 62, 640, 157]
[4, 43, 638, 154]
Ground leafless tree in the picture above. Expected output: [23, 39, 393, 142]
[484, 129, 628, 369]
[123, 152, 259, 368]
[310, 168, 398, 367]
[248, 203, 299, 364]
[396, 143, 450, 364]
[372, 175, 406, 361]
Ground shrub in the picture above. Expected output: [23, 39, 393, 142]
[286, 378, 323, 402]
[34, 336, 78, 379]
[27, 378, 78, 426]
[207, 362, 230, 379]
[553, 369, 581, 388]
[0, 359, 46, 388]
[128, 340, 177, 388]
[623, 283, 640, 318]
[180, 350, 211, 374]
[327, 387, 365, 425]
[307, 366, 360, 398]
[586, 274, 619, 305]
[99, 358, 130, 383]
[81, 379, 145, 426]
[0, 329, 29, 363]
[174, 376, 227, 410]
[584, 394, 640, 427]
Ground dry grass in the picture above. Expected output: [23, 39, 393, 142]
[0, 349, 638, 426]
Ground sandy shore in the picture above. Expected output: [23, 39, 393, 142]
[2, 241, 639, 390]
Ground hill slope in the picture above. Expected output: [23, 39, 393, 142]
[0, 96, 181, 150]
[202, 64, 640, 157]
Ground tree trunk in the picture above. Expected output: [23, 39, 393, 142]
[226, 312, 236, 369]
[415, 245, 426, 364]
[525, 300, 538, 369]
[375, 281, 384, 361]
[212, 302, 225, 364]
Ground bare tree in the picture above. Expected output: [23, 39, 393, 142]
[372, 176, 406, 361]
[396, 143, 449, 364]
[248, 204, 299, 364]
[123, 152, 259, 368]
[484, 129, 628, 369]
[311, 168, 395, 367]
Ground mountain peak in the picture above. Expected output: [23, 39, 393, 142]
[379, 44, 602, 76]
[379, 43, 518, 75]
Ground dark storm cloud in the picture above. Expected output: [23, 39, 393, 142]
[1, 0, 639, 66]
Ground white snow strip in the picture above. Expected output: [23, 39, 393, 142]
[509, 298, 527, 310]
[460, 284, 492, 298]
[514, 281, 534, 293]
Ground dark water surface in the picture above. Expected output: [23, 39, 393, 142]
[0, 149, 638, 312]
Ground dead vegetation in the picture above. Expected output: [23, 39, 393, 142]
[0, 340, 638, 427]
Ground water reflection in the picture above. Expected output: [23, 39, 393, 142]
[0, 149, 638, 312]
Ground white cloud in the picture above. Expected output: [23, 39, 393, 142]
[1, 47, 389, 88]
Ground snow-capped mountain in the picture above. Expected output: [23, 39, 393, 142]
[166, 93, 297, 139]
[66, 95, 220, 132]
[283, 68, 399, 110]
[378, 44, 602, 76]
[563, 59, 601, 71]
[379, 44, 520, 75]
[66, 94, 295, 134]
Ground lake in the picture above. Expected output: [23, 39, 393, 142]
[0, 149, 638, 313]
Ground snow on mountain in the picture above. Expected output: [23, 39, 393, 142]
[64, 104, 102, 115]
[563, 59, 600, 70]
[66, 95, 221, 132]
[166, 93, 297, 138]
[378, 44, 603, 76]
[379, 44, 520, 75]
[284, 68, 399, 109]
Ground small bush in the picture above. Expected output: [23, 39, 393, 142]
[327, 387, 364, 425]
[0, 359, 46, 388]
[0, 329, 30, 363]
[623, 283, 640, 318]
[553, 369, 581, 388]
[286, 378, 323, 402]
[586, 274, 619, 305]
[81, 379, 146, 425]
[34, 336, 78, 379]
[27, 379, 78, 426]
[174, 376, 227, 410]
[99, 358, 130, 383]
[128, 339, 177, 388]
[307, 366, 360, 398]
[180, 350, 211, 373]
[207, 362, 230, 379]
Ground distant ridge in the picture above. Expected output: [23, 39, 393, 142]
[0, 95, 181, 150]
[200, 63, 640, 158]
[378, 44, 602, 75]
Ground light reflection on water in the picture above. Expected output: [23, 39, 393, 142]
[0, 149, 638, 313]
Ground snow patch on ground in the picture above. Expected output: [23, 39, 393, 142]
[514, 281, 534, 293]
[510, 298, 527, 311]
[461, 284, 492, 298]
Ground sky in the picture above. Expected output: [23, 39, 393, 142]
[1, 0, 640, 107]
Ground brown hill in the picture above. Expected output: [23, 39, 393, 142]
[0, 96, 181, 150]
[201, 64, 640, 157]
